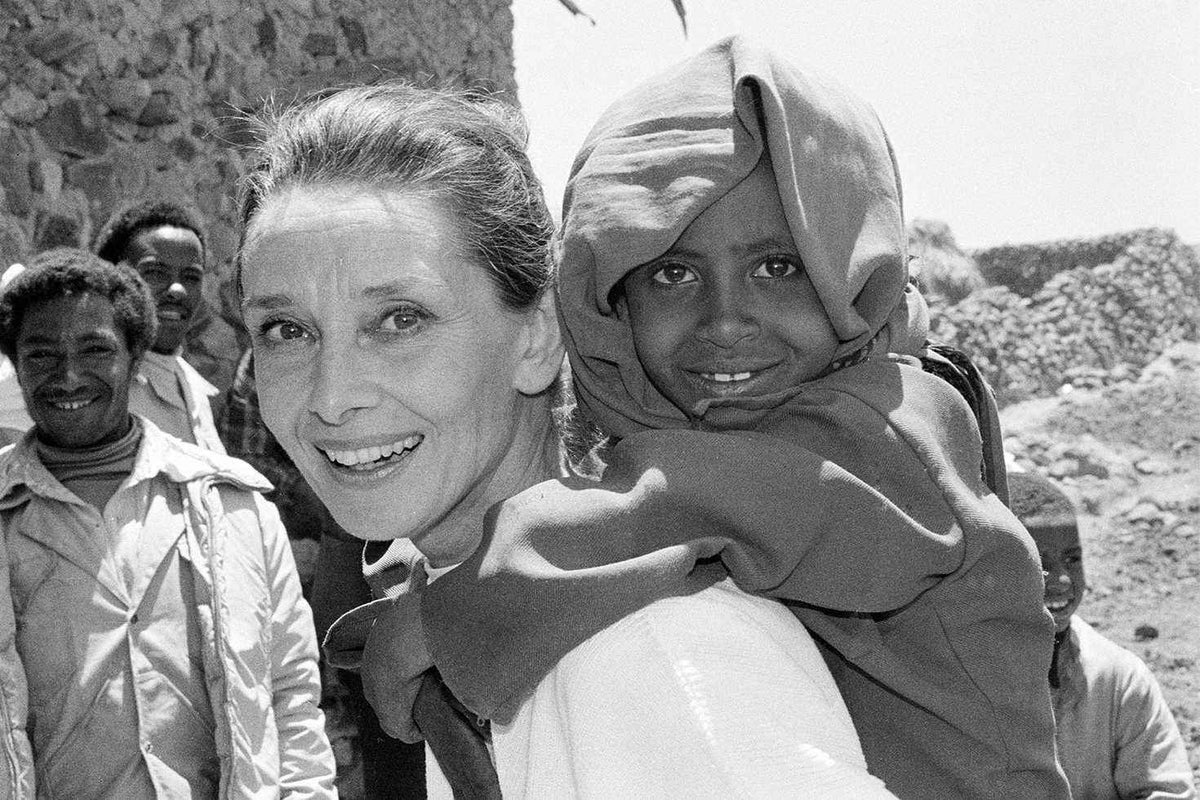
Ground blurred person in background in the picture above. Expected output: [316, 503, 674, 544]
[1009, 470, 1195, 800]
[94, 199, 226, 453]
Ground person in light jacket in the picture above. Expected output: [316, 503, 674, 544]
[0, 247, 336, 799]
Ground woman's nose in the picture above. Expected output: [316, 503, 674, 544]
[306, 343, 377, 425]
[164, 281, 187, 300]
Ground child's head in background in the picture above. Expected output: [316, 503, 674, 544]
[1009, 471, 1086, 633]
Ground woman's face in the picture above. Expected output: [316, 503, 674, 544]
[240, 185, 554, 550]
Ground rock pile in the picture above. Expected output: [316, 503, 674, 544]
[928, 228, 1200, 406]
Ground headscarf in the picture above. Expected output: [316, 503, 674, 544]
[556, 35, 928, 438]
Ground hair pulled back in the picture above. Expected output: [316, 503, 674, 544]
[237, 83, 554, 311]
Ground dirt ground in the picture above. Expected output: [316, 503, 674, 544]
[1001, 340, 1200, 781]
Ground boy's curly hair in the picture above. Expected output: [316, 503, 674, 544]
[92, 199, 207, 265]
[0, 248, 158, 360]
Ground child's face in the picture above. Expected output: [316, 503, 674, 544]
[617, 159, 838, 428]
[1030, 521, 1086, 633]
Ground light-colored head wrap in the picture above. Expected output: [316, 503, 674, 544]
[556, 35, 928, 437]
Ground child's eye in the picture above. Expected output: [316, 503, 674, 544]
[379, 306, 430, 335]
[651, 263, 697, 285]
[752, 257, 800, 279]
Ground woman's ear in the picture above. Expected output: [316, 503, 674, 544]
[512, 290, 565, 396]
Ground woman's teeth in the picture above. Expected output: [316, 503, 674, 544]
[322, 435, 423, 467]
[1045, 598, 1072, 612]
[704, 372, 753, 383]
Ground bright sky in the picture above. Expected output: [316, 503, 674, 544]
[512, 0, 1200, 249]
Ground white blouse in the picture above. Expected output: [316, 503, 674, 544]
[483, 578, 896, 799]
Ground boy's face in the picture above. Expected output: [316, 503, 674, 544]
[120, 224, 204, 355]
[15, 292, 138, 449]
[1029, 519, 1086, 633]
[616, 158, 838, 429]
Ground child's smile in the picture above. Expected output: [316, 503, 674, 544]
[617, 157, 839, 428]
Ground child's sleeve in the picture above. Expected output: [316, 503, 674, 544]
[1111, 656, 1196, 799]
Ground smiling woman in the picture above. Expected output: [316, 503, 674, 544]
[240, 184, 560, 565]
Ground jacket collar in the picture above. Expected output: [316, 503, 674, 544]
[0, 416, 270, 511]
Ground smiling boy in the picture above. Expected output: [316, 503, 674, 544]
[0, 248, 336, 798]
[1009, 471, 1195, 800]
[94, 200, 226, 453]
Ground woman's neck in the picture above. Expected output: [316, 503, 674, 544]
[412, 396, 563, 569]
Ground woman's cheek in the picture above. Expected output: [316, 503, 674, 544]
[253, 351, 309, 447]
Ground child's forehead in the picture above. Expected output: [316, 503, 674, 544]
[1026, 520, 1082, 552]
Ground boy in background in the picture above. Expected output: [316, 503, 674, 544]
[1009, 470, 1195, 800]
[94, 200, 226, 453]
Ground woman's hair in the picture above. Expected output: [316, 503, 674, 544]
[0, 247, 158, 359]
[93, 199, 208, 265]
[236, 82, 555, 311]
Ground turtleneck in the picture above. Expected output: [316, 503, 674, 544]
[36, 415, 143, 510]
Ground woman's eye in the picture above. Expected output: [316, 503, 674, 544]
[260, 320, 309, 343]
[651, 263, 697, 285]
[752, 258, 799, 279]
[379, 307, 428, 334]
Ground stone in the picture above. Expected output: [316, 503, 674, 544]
[0, 214, 30, 267]
[1133, 624, 1159, 642]
[32, 194, 92, 250]
[65, 157, 118, 226]
[303, 32, 338, 57]
[138, 89, 182, 127]
[1134, 457, 1173, 475]
[169, 134, 199, 162]
[0, 128, 33, 217]
[1125, 501, 1162, 523]
[137, 30, 179, 77]
[254, 14, 277, 56]
[35, 96, 108, 157]
[28, 158, 63, 198]
[25, 26, 92, 67]
[338, 16, 368, 54]
[98, 76, 153, 121]
[1, 85, 48, 124]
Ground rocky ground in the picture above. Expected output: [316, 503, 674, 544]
[1002, 340, 1200, 780]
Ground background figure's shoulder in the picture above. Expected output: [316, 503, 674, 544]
[145, 417, 273, 494]
[1072, 616, 1154, 677]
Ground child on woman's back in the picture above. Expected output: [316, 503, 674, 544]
[421, 36, 1070, 799]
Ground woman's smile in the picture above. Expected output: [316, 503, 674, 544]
[240, 184, 558, 553]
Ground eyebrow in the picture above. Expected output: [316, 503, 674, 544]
[658, 236, 799, 261]
[241, 294, 295, 313]
[19, 332, 117, 345]
[363, 280, 426, 299]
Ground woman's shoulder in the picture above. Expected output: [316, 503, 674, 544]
[553, 579, 838, 703]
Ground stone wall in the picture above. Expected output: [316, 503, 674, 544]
[0, 0, 517, 388]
